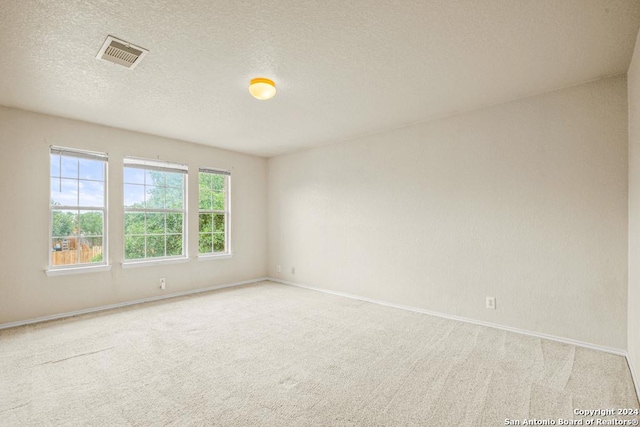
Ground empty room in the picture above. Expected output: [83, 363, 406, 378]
[2, 0, 640, 425]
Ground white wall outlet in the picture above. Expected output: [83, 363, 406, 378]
[486, 296, 496, 310]
[276, 265, 281, 273]
[160, 278, 166, 290]
[291, 267, 296, 275]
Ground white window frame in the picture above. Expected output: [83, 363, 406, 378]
[123, 157, 188, 264]
[198, 168, 231, 258]
[48, 146, 109, 273]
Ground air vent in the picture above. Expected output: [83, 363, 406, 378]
[96, 36, 148, 69]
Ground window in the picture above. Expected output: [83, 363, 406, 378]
[123, 158, 187, 261]
[198, 168, 230, 255]
[50, 147, 107, 269]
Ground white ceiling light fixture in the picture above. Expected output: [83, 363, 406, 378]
[96, 35, 148, 69]
[249, 78, 277, 100]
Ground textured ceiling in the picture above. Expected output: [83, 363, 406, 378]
[1, 0, 640, 157]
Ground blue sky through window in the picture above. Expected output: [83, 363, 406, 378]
[51, 154, 105, 208]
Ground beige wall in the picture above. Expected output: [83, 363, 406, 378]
[0, 107, 268, 325]
[0, 75, 632, 353]
[268, 76, 629, 349]
[628, 31, 640, 390]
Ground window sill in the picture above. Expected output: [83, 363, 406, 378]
[121, 257, 189, 269]
[197, 252, 233, 261]
[46, 264, 112, 276]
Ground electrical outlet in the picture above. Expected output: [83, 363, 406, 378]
[486, 296, 496, 310]
[276, 265, 281, 273]
[291, 267, 296, 275]
[160, 278, 166, 290]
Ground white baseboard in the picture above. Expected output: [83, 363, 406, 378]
[627, 354, 640, 403]
[268, 277, 627, 357]
[0, 277, 269, 330]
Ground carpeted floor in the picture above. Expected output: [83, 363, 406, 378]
[0, 281, 638, 426]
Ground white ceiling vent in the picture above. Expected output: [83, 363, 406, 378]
[96, 36, 148, 69]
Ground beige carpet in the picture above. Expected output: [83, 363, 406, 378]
[0, 281, 638, 426]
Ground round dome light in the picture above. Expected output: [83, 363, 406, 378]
[249, 77, 276, 100]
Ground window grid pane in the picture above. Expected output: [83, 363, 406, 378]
[124, 165, 186, 261]
[50, 149, 107, 268]
[198, 170, 229, 255]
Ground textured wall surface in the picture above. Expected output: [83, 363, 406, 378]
[268, 76, 629, 349]
[0, 107, 268, 325]
[628, 30, 640, 390]
[1, 1, 639, 156]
